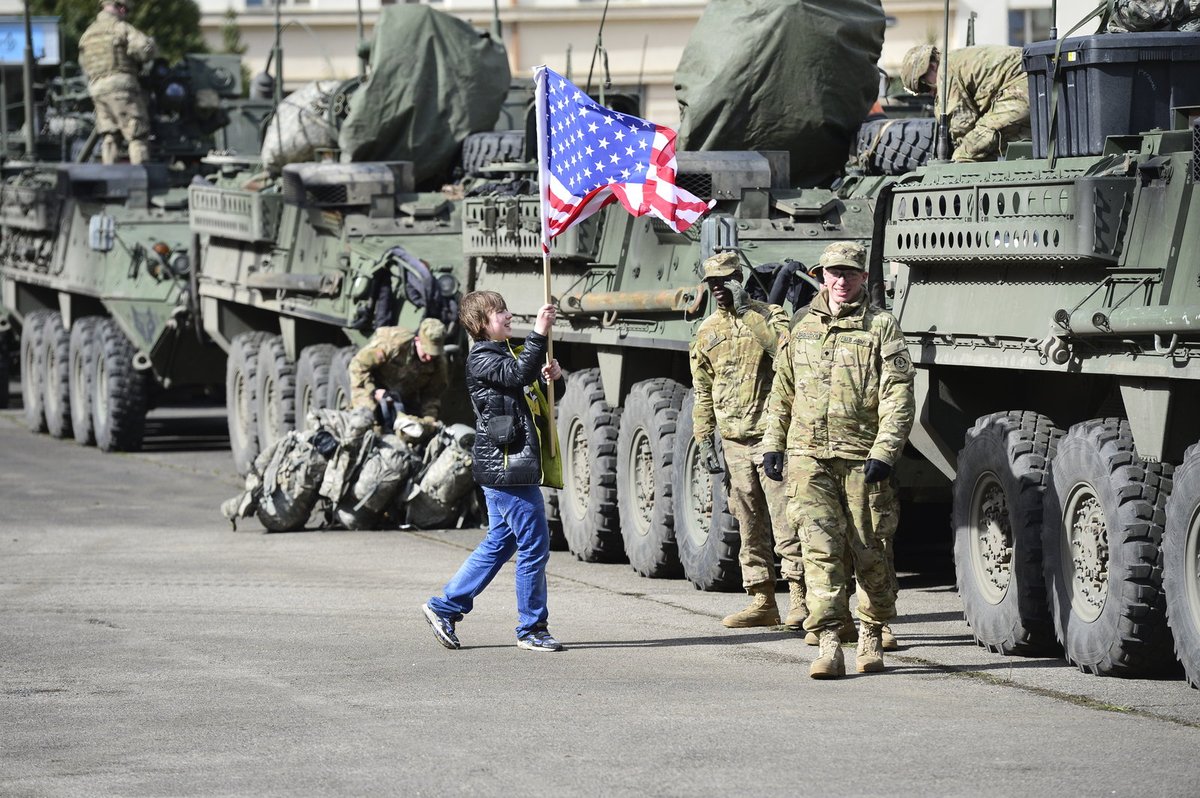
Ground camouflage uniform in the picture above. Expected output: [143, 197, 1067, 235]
[348, 319, 449, 419]
[901, 44, 1030, 163]
[79, 3, 157, 165]
[691, 252, 803, 629]
[1108, 0, 1200, 32]
[763, 244, 915, 638]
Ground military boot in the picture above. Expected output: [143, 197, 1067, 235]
[857, 623, 885, 673]
[804, 619, 858, 645]
[881, 624, 898, 651]
[784, 580, 808, 628]
[809, 629, 845, 679]
[721, 583, 780, 628]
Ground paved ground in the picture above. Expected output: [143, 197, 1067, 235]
[2, 399, 1200, 797]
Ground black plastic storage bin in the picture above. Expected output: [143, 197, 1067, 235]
[1024, 32, 1200, 158]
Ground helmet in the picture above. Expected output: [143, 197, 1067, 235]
[701, 251, 741, 280]
[810, 242, 867, 276]
[901, 45, 938, 94]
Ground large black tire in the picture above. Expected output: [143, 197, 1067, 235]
[41, 312, 72, 439]
[671, 390, 741, 592]
[92, 318, 148, 452]
[326, 345, 357, 411]
[461, 130, 526, 174]
[556, 368, 624, 562]
[953, 411, 1062, 655]
[69, 317, 102, 446]
[256, 335, 296, 452]
[19, 310, 50, 433]
[294, 343, 335, 426]
[226, 331, 270, 475]
[855, 117, 936, 176]
[0, 330, 11, 409]
[1163, 443, 1200, 688]
[616, 378, 686, 578]
[1041, 418, 1175, 676]
[542, 487, 568, 551]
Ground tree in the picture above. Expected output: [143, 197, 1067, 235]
[30, 0, 209, 68]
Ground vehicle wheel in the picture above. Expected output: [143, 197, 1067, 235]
[616, 378, 686, 578]
[556, 368, 624, 562]
[671, 389, 741, 591]
[19, 310, 50, 433]
[0, 330, 11, 409]
[1164, 443, 1200, 688]
[542, 487, 568, 551]
[854, 117, 936, 176]
[952, 411, 1062, 655]
[92, 318, 148, 452]
[68, 316, 103, 446]
[41, 312, 72, 439]
[256, 335, 296, 452]
[461, 130, 526, 174]
[294, 343, 336, 426]
[1041, 418, 1175, 676]
[226, 331, 270, 475]
[326, 345, 357, 411]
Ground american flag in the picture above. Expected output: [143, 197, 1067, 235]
[534, 66, 714, 248]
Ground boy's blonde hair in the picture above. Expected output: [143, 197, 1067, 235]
[459, 290, 507, 341]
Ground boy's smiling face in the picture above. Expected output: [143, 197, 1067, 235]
[483, 307, 513, 341]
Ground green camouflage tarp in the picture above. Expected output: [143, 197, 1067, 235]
[338, 5, 511, 186]
[675, 0, 886, 187]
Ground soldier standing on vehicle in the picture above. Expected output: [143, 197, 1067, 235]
[349, 318, 449, 433]
[689, 251, 805, 629]
[762, 242, 915, 679]
[900, 44, 1030, 163]
[79, 0, 158, 165]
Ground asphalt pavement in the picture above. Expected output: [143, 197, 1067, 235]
[2, 400, 1200, 797]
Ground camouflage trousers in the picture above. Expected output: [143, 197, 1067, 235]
[90, 86, 151, 164]
[786, 455, 899, 632]
[722, 436, 803, 589]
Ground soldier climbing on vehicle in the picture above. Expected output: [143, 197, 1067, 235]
[78, 0, 158, 164]
[900, 44, 1030, 163]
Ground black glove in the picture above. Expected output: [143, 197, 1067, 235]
[697, 439, 723, 474]
[726, 279, 751, 316]
[863, 458, 892, 484]
[763, 451, 784, 482]
[311, 429, 339, 459]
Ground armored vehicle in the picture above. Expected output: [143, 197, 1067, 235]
[871, 30, 1200, 686]
[0, 54, 262, 451]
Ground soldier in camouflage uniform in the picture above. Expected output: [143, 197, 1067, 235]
[689, 251, 805, 629]
[762, 242, 915, 679]
[349, 317, 449, 433]
[79, 1, 157, 165]
[900, 44, 1030, 163]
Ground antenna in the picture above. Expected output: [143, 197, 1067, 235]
[585, 0, 611, 96]
[935, 0, 952, 161]
[22, 0, 35, 157]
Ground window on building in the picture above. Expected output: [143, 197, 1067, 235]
[1008, 9, 1054, 45]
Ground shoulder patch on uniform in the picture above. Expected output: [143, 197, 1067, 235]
[881, 338, 908, 358]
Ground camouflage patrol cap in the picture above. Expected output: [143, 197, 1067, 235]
[702, 251, 741, 279]
[901, 45, 939, 94]
[418, 317, 446, 356]
[816, 241, 867, 272]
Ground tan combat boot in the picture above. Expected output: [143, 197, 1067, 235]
[805, 619, 858, 645]
[881, 624, 898, 651]
[784, 580, 808, 628]
[857, 623, 885, 673]
[809, 629, 845, 679]
[721, 583, 780, 628]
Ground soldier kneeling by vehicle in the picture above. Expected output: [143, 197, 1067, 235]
[221, 406, 478, 533]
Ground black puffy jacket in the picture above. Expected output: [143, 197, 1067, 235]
[466, 331, 564, 486]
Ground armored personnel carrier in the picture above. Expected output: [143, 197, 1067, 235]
[0, 54, 262, 451]
[871, 30, 1200, 685]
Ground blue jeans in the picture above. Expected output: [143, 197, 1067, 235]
[427, 484, 550, 638]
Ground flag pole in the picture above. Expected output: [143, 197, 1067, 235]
[533, 66, 558, 458]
